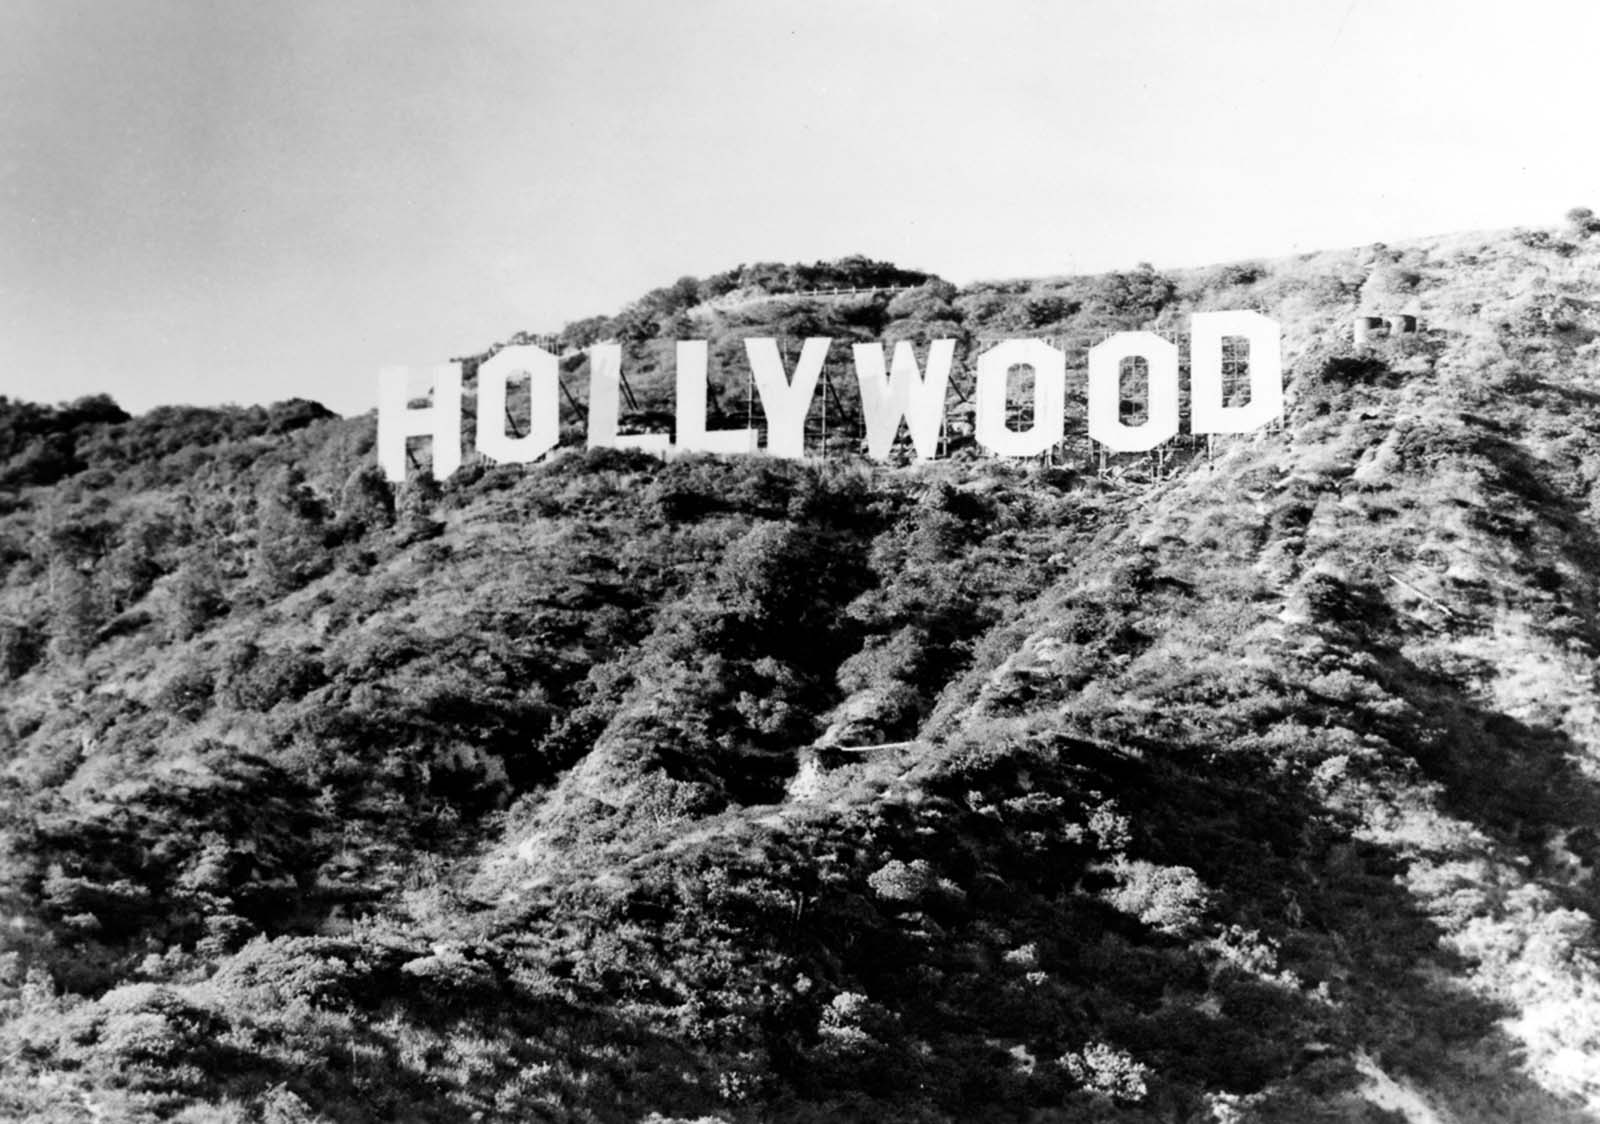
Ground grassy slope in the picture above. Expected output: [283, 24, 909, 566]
[4, 225, 1600, 1121]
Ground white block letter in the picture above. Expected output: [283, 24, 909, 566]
[745, 337, 830, 459]
[675, 340, 757, 454]
[378, 364, 461, 482]
[973, 339, 1065, 457]
[1088, 332, 1179, 453]
[1190, 310, 1283, 435]
[476, 345, 560, 465]
[851, 339, 954, 462]
[589, 344, 670, 452]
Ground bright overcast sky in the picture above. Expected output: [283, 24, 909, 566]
[2, 0, 1597, 415]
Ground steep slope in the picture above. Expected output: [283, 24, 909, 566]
[4, 223, 1600, 1121]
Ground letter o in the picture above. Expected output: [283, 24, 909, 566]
[1087, 332, 1179, 453]
[973, 339, 1066, 457]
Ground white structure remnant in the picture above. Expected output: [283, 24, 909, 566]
[1353, 312, 1419, 348]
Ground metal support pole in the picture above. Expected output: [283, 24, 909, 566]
[558, 376, 583, 417]
[820, 369, 829, 457]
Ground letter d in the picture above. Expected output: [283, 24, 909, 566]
[1189, 311, 1283, 435]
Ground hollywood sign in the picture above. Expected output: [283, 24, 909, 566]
[379, 310, 1281, 482]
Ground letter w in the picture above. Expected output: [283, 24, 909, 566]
[851, 340, 954, 462]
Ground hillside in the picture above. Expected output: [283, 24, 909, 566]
[5, 219, 1600, 1122]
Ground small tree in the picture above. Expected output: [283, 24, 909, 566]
[102, 510, 177, 611]
[252, 465, 330, 596]
[395, 474, 444, 542]
[336, 464, 395, 534]
[47, 561, 97, 661]
[0, 618, 43, 680]
[167, 553, 226, 640]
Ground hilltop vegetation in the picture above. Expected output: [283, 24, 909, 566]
[5, 221, 1600, 1121]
